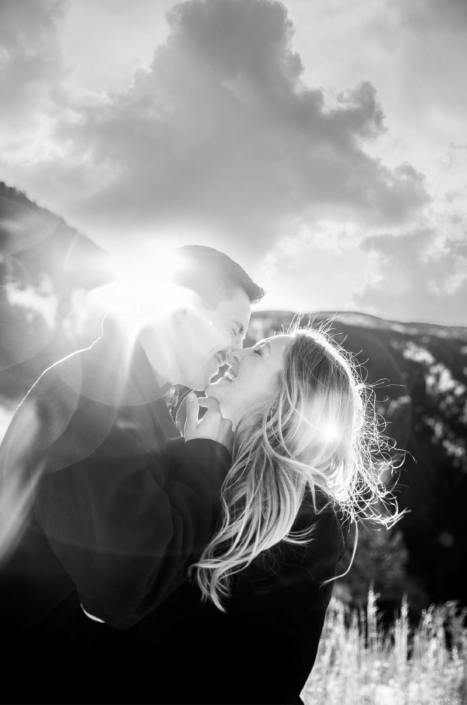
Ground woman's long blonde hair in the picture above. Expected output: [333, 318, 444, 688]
[191, 322, 401, 611]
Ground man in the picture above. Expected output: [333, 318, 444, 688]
[0, 245, 264, 697]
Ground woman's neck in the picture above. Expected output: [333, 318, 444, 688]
[230, 408, 262, 434]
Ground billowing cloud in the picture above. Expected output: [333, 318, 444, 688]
[3, 0, 466, 325]
[2, 0, 428, 258]
[399, 0, 467, 34]
[353, 230, 467, 326]
[0, 0, 67, 126]
[370, 0, 467, 128]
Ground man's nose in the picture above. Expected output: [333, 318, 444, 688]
[226, 347, 253, 366]
[225, 331, 246, 364]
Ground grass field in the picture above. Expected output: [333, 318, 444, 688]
[302, 589, 467, 705]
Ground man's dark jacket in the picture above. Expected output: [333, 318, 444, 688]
[0, 317, 231, 697]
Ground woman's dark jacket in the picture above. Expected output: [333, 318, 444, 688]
[126, 441, 344, 705]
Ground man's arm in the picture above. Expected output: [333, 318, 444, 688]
[35, 431, 231, 630]
[26, 359, 233, 631]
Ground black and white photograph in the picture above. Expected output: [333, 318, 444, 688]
[1, 1, 466, 703]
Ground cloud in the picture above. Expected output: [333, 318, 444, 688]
[368, 0, 467, 129]
[400, 0, 467, 33]
[353, 230, 467, 326]
[0, 0, 67, 126]
[3, 0, 428, 258]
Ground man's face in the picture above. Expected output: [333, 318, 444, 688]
[180, 287, 251, 391]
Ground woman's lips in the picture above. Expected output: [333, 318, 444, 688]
[211, 369, 236, 386]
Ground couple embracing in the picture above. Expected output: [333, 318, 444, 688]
[0, 246, 391, 704]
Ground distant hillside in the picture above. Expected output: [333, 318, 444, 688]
[251, 309, 467, 340]
[0, 182, 112, 397]
[0, 182, 110, 293]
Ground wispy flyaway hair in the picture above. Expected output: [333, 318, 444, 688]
[191, 322, 401, 611]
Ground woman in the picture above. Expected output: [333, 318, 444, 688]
[132, 324, 397, 704]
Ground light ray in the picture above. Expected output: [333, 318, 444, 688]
[108, 245, 184, 291]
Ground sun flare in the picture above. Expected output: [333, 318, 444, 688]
[108, 246, 184, 289]
[322, 423, 340, 442]
[83, 244, 192, 323]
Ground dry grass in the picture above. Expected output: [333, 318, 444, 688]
[302, 589, 467, 705]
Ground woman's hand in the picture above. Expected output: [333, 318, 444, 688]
[184, 392, 233, 454]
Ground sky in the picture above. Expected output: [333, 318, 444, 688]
[0, 0, 466, 325]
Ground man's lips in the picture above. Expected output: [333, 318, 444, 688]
[213, 354, 223, 372]
[209, 367, 237, 385]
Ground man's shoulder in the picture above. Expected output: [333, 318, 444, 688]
[4, 346, 106, 464]
[29, 347, 89, 400]
[30, 335, 143, 408]
[22, 345, 105, 432]
[3, 331, 177, 471]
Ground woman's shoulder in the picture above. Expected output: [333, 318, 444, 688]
[237, 490, 345, 591]
[293, 489, 344, 552]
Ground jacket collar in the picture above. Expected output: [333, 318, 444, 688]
[97, 313, 181, 439]
[89, 313, 171, 407]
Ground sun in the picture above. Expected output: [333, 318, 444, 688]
[84, 243, 190, 322]
[108, 245, 184, 290]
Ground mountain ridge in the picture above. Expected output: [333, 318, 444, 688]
[253, 309, 467, 339]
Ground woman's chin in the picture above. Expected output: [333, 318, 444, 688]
[205, 377, 231, 398]
[205, 385, 234, 420]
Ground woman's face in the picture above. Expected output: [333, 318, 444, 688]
[206, 334, 293, 428]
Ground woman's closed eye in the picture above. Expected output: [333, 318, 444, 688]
[253, 347, 263, 356]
